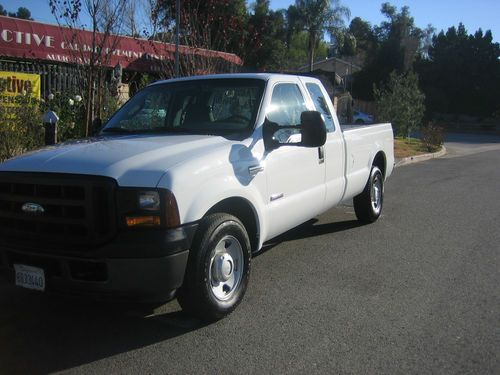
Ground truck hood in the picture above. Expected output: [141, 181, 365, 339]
[0, 134, 232, 187]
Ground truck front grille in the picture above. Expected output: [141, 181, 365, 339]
[0, 172, 117, 251]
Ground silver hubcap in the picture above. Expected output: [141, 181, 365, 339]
[209, 235, 243, 301]
[371, 173, 383, 214]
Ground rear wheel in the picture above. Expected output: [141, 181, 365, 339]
[177, 213, 251, 321]
[353, 166, 384, 223]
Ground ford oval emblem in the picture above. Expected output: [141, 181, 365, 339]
[21, 203, 45, 215]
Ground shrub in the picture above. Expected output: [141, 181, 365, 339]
[374, 70, 425, 138]
[100, 91, 120, 123]
[41, 92, 86, 141]
[0, 96, 44, 162]
[0, 90, 122, 162]
[421, 122, 444, 152]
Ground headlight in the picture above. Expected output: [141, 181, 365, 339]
[118, 188, 180, 229]
[138, 191, 160, 211]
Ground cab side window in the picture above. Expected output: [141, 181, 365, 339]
[267, 83, 308, 126]
[305, 82, 335, 132]
[266, 83, 309, 143]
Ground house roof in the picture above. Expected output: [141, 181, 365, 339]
[297, 56, 362, 75]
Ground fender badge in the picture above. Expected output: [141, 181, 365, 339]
[21, 203, 45, 215]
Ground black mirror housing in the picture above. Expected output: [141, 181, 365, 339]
[263, 110, 327, 151]
[300, 111, 327, 147]
[262, 119, 280, 151]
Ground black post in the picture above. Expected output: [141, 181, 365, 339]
[42, 110, 59, 145]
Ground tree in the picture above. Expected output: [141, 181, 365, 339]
[341, 17, 377, 61]
[243, 0, 288, 71]
[289, 0, 350, 71]
[242, 1, 332, 71]
[288, 31, 329, 69]
[352, 3, 427, 100]
[0, 96, 43, 162]
[149, 0, 247, 75]
[122, 0, 141, 38]
[13, 7, 33, 20]
[0, 4, 34, 20]
[374, 70, 425, 137]
[416, 24, 500, 117]
[153, 0, 247, 54]
[49, 0, 128, 136]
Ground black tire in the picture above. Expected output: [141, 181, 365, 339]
[353, 166, 384, 223]
[177, 213, 251, 321]
[355, 119, 365, 124]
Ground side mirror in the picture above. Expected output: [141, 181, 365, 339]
[300, 111, 327, 147]
[263, 110, 327, 151]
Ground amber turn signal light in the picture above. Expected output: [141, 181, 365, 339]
[126, 215, 161, 227]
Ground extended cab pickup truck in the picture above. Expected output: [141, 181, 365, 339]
[0, 74, 393, 320]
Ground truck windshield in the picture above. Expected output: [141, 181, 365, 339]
[101, 79, 265, 136]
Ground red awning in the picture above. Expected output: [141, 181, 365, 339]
[0, 16, 243, 72]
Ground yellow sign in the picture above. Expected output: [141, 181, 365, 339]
[0, 71, 41, 105]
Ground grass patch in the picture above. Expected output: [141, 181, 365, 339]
[394, 137, 440, 159]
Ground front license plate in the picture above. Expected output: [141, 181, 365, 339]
[14, 264, 46, 291]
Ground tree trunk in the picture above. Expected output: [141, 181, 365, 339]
[96, 70, 102, 122]
[309, 33, 316, 72]
[85, 69, 94, 137]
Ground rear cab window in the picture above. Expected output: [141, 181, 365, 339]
[305, 82, 335, 132]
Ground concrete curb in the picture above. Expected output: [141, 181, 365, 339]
[395, 146, 447, 167]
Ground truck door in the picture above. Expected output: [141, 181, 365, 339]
[302, 81, 346, 207]
[264, 82, 326, 239]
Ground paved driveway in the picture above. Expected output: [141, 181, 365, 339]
[444, 132, 500, 157]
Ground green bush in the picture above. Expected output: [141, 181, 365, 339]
[100, 92, 120, 123]
[0, 96, 44, 162]
[0, 89, 123, 162]
[41, 92, 86, 141]
[421, 122, 444, 152]
[374, 70, 425, 138]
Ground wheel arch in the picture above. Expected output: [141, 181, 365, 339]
[204, 197, 260, 253]
[372, 151, 387, 178]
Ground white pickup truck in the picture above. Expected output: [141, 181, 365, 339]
[0, 74, 393, 320]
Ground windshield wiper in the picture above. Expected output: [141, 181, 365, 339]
[161, 128, 195, 133]
[101, 127, 221, 136]
[101, 127, 132, 134]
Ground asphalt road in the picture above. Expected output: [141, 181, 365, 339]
[1, 134, 499, 374]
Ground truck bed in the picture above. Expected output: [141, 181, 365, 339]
[340, 122, 395, 202]
[340, 123, 387, 132]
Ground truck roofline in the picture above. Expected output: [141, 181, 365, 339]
[149, 73, 323, 86]
[150, 73, 274, 86]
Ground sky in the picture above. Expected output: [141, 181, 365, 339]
[2, 0, 499, 43]
[270, 0, 500, 42]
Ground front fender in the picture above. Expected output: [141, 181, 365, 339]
[156, 165, 268, 249]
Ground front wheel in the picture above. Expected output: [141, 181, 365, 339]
[177, 213, 251, 321]
[353, 166, 384, 223]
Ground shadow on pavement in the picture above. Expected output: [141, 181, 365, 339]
[0, 290, 208, 374]
[0, 216, 363, 373]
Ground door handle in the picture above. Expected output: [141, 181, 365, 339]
[318, 146, 325, 164]
[248, 165, 265, 176]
